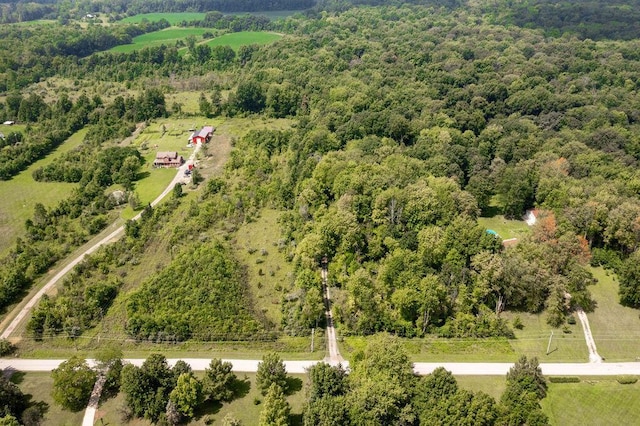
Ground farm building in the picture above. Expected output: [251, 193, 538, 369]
[189, 126, 215, 145]
[153, 151, 184, 168]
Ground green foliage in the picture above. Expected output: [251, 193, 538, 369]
[616, 375, 638, 385]
[306, 363, 347, 402]
[51, 357, 97, 412]
[126, 241, 263, 342]
[256, 352, 288, 396]
[0, 339, 16, 357]
[169, 372, 204, 420]
[258, 383, 290, 426]
[203, 358, 237, 402]
[500, 355, 548, 425]
[548, 377, 581, 383]
[0, 372, 27, 420]
[619, 250, 640, 308]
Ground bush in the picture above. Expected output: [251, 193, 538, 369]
[0, 338, 16, 356]
[617, 375, 638, 384]
[567, 315, 576, 325]
[548, 376, 580, 383]
[512, 316, 524, 330]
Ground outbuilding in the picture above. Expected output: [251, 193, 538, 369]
[189, 126, 215, 145]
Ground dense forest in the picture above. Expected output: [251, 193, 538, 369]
[2, 0, 640, 346]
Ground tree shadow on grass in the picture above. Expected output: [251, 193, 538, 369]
[289, 413, 303, 426]
[285, 377, 303, 396]
[231, 375, 251, 400]
[8, 370, 26, 384]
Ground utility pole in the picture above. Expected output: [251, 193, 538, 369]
[311, 327, 315, 352]
[546, 331, 554, 355]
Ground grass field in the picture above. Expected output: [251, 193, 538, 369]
[234, 209, 294, 326]
[120, 12, 206, 25]
[542, 378, 640, 425]
[109, 28, 208, 53]
[96, 372, 307, 425]
[12, 372, 85, 426]
[204, 31, 283, 51]
[456, 375, 506, 400]
[0, 128, 86, 255]
[586, 267, 640, 361]
[477, 215, 531, 240]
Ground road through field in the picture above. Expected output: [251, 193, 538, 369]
[0, 144, 201, 340]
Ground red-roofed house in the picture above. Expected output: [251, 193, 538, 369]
[153, 151, 184, 168]
[190, 126, 214, 145]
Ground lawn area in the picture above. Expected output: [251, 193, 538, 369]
[96, 372, 307, 425]
[234, 209, 294, 326]
[11, 371, 84, 426]
[204, 31, 283, 51]
[340, 311, 587, 362]
[542, 378, 640, 425]
[477, 214, 531, 240]
[586, 267, 640, 361]
[0, 128, 86, 255]
[120, 12, 206, 25]
[109, 27, 208, 53]
[456, 375, 506, 400]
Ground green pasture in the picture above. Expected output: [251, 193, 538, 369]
[225, 10, 304, 20]
[12, 371, 84, 426]
[586, 267, 640, 361]
[477, 215, 531, 241]
[0, 128, 86, 255]
[204, 31, 283, 51]
[120, 12, 206, 25]
[109, 27, 208, 53]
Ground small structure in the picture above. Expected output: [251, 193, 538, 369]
[153, 151, 184, 168]
[189, 126, 214, 145]
[524, 208, 539, 226]
[3, 120, 15, 126]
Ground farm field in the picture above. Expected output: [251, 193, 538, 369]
[109, 28, 208, 53]
[120, 12, 206, 24]
[586, 267, 640, 361]
[0, 128, 86, 255]
[204, 31, 283, 50]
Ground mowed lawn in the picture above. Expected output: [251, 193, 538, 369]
[109, 28, 208, 53]
[0, 128, 86, 255]
[12, 371, 84, 426]
[120, 12, 206, 25]
[542, 379, 640, 425]
[204, 31, 283, 50]
[586, 267, 640, 361]
[477, 215, 531, 240]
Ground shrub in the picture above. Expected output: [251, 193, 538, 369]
[512, 316, 524, 330]
[0, 338, 16, 356]
[567, 315, 576, 325]
[617, 375, 638, 384]
[548, 376, 580, 383]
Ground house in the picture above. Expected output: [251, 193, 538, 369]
[189, 126, 215, 145]
[153, 151, 184, 168]
[524, 208, 539, 226]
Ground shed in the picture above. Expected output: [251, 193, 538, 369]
[191, 126, 215, 144]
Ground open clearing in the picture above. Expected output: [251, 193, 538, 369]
[204, 31, 283, 50]
[586, 267, 640, 361]
[120, 12, 206, 25]
[477, 215, 531, 240]
[0, 128, 86, 255]
[109, 28, 208, 53]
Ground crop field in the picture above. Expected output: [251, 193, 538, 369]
[109, 28, 208, 53]
[586, 267, 640, 361]
[204, 31, 283, 50]
[120, 12, 206, 25]
[0, 128, 86, 255]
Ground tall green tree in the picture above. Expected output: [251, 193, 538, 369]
[259, 383, 290, 426]
[256, 352, 288, 396]
[51, 357, 97, 411]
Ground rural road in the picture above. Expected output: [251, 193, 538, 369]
[3, 358, 640, 377]
[0, 144, 201, 340]
[321, 263, 344, 364]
